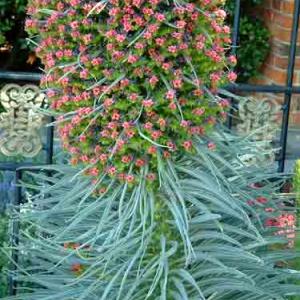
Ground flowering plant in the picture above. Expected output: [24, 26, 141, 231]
[6, 1, 300, 300]
[26, 0, 237, 188]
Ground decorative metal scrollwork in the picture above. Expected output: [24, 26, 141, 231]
[0, 84, 46, 158]
[237, 97, 280, 165]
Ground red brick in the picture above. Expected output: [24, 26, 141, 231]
[273, 11, 294, 28]
[263, 9, 275, 22]
[264, 53, 276, 67]
[294, 71, 300, 85]
[290, 112, 300, 125]
[263, 65, 287, 84]
[268, 25, 300, 44]
[273, 54, 289, 68]
[251, 76, 273, 85]
[272, 0, 295, 14]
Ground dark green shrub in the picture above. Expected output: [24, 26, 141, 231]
[0, 0, 39, 70]
[226, 0, 271, 82]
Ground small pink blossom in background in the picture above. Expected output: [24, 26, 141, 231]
[228, 71, 237, 82]
[173, 79, 182, 89]
[143, 99, 154, 107]
[121, 155, 132, 164]
[228, 55, 237, 65]
[208, 142, 216, 150]
[126, 174, 135, 183]
[89, 167, 99, 177]
[128, 55, 139, 64]
[146, 173, 156, 181]
[168, 45, 177, 54]
[183, 140, 192, 150]
[169, 102, 177, 110]
[148, 146, 157, 154]
[166, 90, 175, 100]
[107, 166, 117, 176]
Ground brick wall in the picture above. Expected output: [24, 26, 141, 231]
[256, 0, 300, 125]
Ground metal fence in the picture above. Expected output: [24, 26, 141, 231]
[0, 0, 299, 296]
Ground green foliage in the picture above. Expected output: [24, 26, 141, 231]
[225, 0, 271, 82]
[290, 160, 300, 300]
[0, 0, 27, 45]
[7, 122, 300, 299]
[0, 213, 8, 298]
[0, 0, 39, 70]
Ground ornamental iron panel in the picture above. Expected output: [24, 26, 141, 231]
[0, 84, 46, 158]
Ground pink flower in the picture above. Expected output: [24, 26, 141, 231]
[128, 55, 138, 64]
[112, 112, 120, 120]
[210, 72, 221, 83]
[228, 71, 237, 82]
[155, 37, 165, 46]
[146, 173, 156, 181]
[99, 154, 108, 163]
[162, 62, 172, 71]
[158, 118, 166, 127]
[143, 7, 154, 16]
[135, 42, 144, 49]
[79, 135, 86, 142]
[135, 159, 145, 167]
[176, 20, 186, 29]
[61, 77, 69, 86]
[155, 13, 165, 22]
[143, 99, 154, 107]
[116, 34, 126, 43]
[169, 102, 177, 110]
[83, 34, 92, 44]
[219, 99, 230, 108]
[143, 31, 152, 39]
[223, 26, 231, 34]
[167, 141, 176, 151]
[183, 140, 192, 150]
[166, 90, 175, 100]
[80, 69, 89, 79]
[168, 46, 177, 53]
[149, 76, 159, 86]
[122, 122, 131, 129]
[126, 174, 135, 183]
[70, 0, 80, 6]
[64, 49, 73, 57]
[228, 55, 237, 65]
[173, 79, 182, 89]
[144, 122, 153, 130]
[148, 146, 157, 154]
[193, 108, 205, 116]
[92, 58, 103, 66]
[107, 166, 117, 176]
[89, 167, 99, 176]
[70, 21, 79, 30]
[126, 130, 135, 138]
[180, 120, 190, 128]
[121, 155, 132, 164]
[129, 93, 138, 101]
[214, 9, 227, 20]
[80, 155, 89, 162]
[208, 142, 216, 150]
[256, 197, 268, 204]
[93, 87, 101, 96]
[151, 131, 162, 140]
